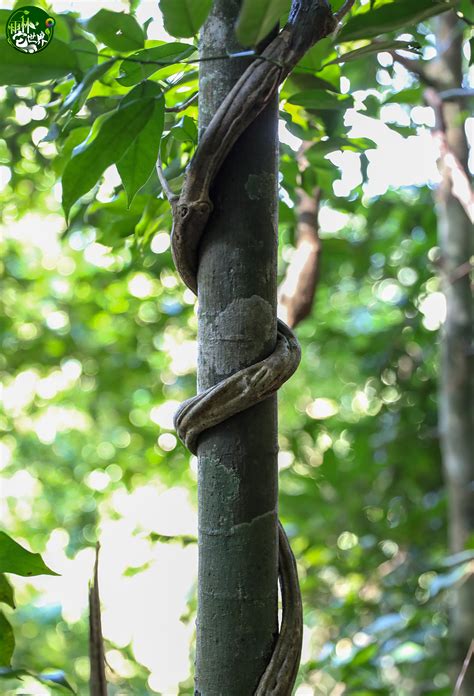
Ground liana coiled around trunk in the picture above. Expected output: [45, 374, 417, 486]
[160, 2, 353, 691]
[174, 313, 302, 693]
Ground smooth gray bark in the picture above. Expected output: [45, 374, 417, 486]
[195, 2, 279, 694]
[434, 13, 473, 694]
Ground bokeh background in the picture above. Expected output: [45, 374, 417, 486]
[0, 0, 472, 694]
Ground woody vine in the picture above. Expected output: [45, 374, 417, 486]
[158, 1, 356, 692]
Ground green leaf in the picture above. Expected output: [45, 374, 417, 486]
[40, 671, 75, 692]
[58, 59, 116, 117]
[171, 114, 198, 143]
[287, 89, 352, 110]
[117, 82, 165, 205]
[0, 575, 14, 609]
[306, 136, 375, 159]
[390, 641, 424, 663]
[70, 38, 98, 74]
[323, 40, 421, 67]
[0, 39, 77, 86]
[0, 532, 57, 577]
[0, 667, 27, 679]
[117, 42, 195, 86]
[235, 0, 290, 46]
[53, 126, 91, 176]
[149, 532, 197, 546]
[0, 668, 75, 692]
[159, 0, 212, 38]
[70, 112, 116, 155]
[0, 612, 14, 666]
[85, 193, 146, 247]
[296, 38, 334, 73]
[54, 16, 72, 44]
[85, 9, 144, 51]
[338, 0, 456, 42]
[459, 0, 474, 23]
[0, 10, 12, 34]
[350, 643, 377, 666]
[383, 87, 422, 105]
[62, 90, 159, 219]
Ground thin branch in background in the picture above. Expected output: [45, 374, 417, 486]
[278, 187, 322, 329]
[89, 543, 107, 696]
[331, 0, 357, 40]
[449, 261, 473, 285]
[390, 51, 439, 88]
[425, 88, 474, 223]
[453, 640, 474, 696]
[334, 0, 357, 22]
[278, 144, 322, 330]
[156, 151, 179, 205]
[440, 87, 474, 100]
[165, 91, 198, 113]
[71, 46, 280, 70]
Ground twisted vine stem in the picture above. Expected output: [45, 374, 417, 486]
[160, 2, 352, 692]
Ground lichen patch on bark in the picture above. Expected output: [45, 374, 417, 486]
[245, 172, 277, 201]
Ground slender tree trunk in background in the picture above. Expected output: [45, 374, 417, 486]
[195, 2, 279, 692]
[278, 143, 322, 330]
[433, 13, 473, 693]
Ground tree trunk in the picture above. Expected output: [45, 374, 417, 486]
[433, 13, 473, 694]
[195, 2, 279, 693]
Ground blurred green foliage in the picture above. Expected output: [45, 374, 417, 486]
[0, 0, 471, 694]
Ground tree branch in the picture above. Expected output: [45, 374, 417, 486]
[334, 0, 357, 22]
[156, 151, 179, 205]
[165, 92, 198, 113]
[278, 145, 322, 329]
[390, 51, 440, 88]
[454, 640, 474, 696]
[439, 87, 474, 101]
[425, 88, 474, 223]
[278, 186, 322, 329]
